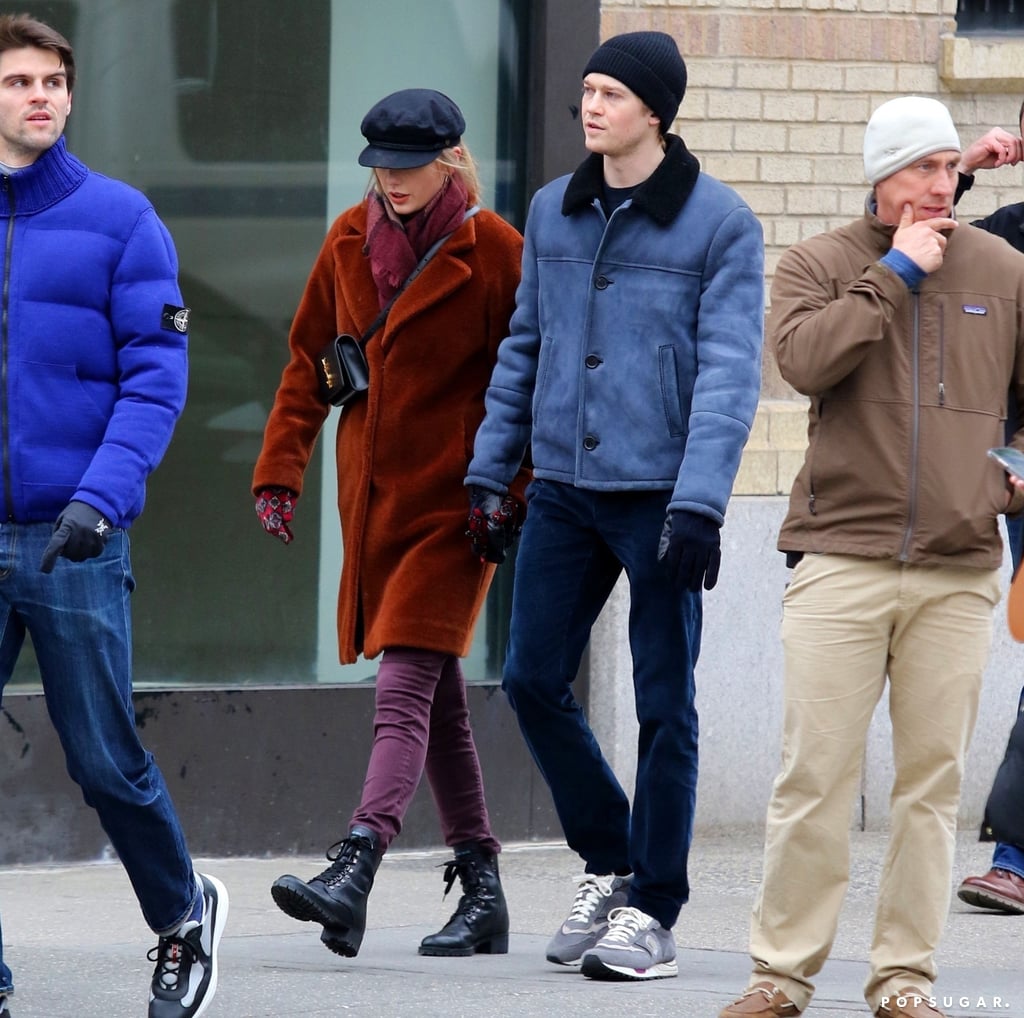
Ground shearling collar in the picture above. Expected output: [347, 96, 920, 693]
[561, 133, 701, 225]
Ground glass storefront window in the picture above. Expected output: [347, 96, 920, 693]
[7, 0, 529, 688]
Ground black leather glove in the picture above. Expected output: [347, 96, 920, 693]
[657, 509, 722, 592]
[466, 485, 524, 564]
[40, 501, 113, 573]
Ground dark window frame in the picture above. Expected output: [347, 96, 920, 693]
[957, 0, 1024, 34]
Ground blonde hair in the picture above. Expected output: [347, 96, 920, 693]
[366, 141, 483, 207]
[437, 143, 482, 205]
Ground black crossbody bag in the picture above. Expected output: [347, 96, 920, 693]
[316, 206, 479, 407]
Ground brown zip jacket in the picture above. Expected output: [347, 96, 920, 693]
[773, 204, 1024, 569]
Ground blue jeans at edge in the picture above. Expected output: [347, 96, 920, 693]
[0, 523, 198, 994]
[501, 479, 702, 930]
[991, 517, 1024, 876]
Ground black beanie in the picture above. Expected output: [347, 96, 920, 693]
[582, 31, 687, 132]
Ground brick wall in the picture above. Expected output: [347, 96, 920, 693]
[598, 1, 1024, 494]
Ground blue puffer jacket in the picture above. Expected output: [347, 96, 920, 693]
[467, 135, 764, 524]
[0, 137, 188, 527]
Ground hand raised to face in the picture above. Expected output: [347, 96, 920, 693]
[890, 203, 957, 274]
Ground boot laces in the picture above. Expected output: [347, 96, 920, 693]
[601, 906, 648, 944]
[317, 835, 371, 888]
[439, 857, 473, 898]
[567, 873, 617, 923]
[438, 856, 487, 921]
[741, 983, 796, 1013]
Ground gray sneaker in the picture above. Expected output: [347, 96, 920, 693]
[580, 906, 678, 981]
[545, 872, 631, 966]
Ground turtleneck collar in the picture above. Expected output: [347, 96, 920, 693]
[0, 136, 89, 217]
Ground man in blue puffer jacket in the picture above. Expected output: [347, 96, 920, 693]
[466, 31, 764, 982]
[0, 14, 226, 1018]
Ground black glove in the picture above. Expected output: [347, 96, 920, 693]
[657, 509, 722, 592]
[40, 501, 113, 573]
[466, 485, 524, 564]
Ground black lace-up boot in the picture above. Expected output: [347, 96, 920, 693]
[418, 842, 509, 956]
[270, 825, 382, 957]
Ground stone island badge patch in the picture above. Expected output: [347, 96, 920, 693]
[161, 304, 191, 333]
[962, 304, 988, 316]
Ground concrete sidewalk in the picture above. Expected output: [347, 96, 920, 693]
[0, 830, 1020, 1018]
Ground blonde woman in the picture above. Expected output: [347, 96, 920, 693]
[253, 89, 527, 959]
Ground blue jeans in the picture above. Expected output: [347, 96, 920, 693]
[992, 839, 1024, 877]
[501, 480, 701, 930]
[0, 524, 198, 994]
[989, 675, 1024, 876]
[992, 517, 1024, 874]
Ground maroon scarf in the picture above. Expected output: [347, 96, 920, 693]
[364, 173, 470, 307]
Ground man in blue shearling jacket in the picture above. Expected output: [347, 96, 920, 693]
[0, 15, 226, 1018]
[466, 31, 764, 982]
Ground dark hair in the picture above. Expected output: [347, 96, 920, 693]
[0, 12, 75, 91]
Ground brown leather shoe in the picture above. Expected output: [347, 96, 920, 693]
[876, 988, 945, 1018]
[956, 867, 1024, 914]
[719, 981, 801, 1017]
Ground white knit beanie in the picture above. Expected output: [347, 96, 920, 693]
[863, 96, 961, 186]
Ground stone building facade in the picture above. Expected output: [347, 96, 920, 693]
[598, 0, 1024, 491]
[587, 0, 1024, 833]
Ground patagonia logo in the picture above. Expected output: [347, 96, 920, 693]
[962, 304, 988, 316]
[161, 304, 191, 333]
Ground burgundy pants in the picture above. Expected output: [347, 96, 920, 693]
[350, 647, 499, 855]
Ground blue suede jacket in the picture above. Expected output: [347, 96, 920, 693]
[0, 137, 188, 527]
[467, 134, 764, 524]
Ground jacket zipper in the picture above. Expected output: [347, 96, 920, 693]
[807, 398, 822, 515]
[899, 289, 922, 560]
[1, 176, 13, 521]
[937, 302, 946, 406]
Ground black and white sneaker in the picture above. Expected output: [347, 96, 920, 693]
[0, 992, 10, 1017]
[148, 873, 229, 1018]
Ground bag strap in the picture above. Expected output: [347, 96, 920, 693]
[357, 205, 480, 347]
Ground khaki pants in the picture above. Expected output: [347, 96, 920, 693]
[749, 554, 999, 1012]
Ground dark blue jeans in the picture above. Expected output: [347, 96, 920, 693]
[502, 480, 701, 930]
[994, 517, 1024, 876]
[0, 524, 199, 994]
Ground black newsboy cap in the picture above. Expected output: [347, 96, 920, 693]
[358, 88, 465, 169]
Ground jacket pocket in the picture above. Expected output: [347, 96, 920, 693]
[532, 334, 556, 420]
[658, 345, 686, 437]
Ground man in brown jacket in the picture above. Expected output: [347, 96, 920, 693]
[720, 96, 1024, 1018]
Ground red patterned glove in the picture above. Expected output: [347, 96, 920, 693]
[466, 485, 524, 564]
[255, 487, 297, 544]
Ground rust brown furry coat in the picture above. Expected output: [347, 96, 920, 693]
[253, 201, 526, 663]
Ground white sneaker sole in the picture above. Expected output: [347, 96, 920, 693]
[193, 872, 230, 1018]
[580, 954, 678, 981]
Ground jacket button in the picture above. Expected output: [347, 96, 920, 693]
[585, 354, 602, 368]
[594, 275, 610, 290]
[583, 435, 599, 451]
